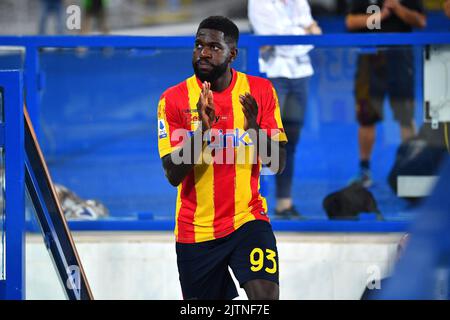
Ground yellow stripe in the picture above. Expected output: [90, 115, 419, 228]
[174, 185, 182, 240]
[271, 86, 288, 142]
[157, 97, 174, 158]
[233, 72, 256, 230]
[186, 76, 216, 242]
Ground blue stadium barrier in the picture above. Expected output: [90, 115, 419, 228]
[1, 33, 449, 233]
[0, 71, 25, 299]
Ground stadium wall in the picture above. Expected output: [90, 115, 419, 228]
[25, 232, 402, 300]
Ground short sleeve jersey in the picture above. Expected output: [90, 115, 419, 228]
[157, 69, 287, 243]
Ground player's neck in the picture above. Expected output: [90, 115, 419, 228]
[211, 68, 233, 92]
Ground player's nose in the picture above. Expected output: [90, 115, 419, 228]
[200, 46, 212, 58]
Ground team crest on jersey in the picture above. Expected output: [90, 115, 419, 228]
[158, 119, 168, 139]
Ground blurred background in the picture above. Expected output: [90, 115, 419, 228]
[0, 0, 448, 35]
[1, 0, 449, 299]
[0, 0, 448, 222]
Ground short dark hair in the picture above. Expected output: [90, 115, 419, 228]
[197, 16, 239, 45]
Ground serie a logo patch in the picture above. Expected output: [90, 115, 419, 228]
[158, 119, 168, 139]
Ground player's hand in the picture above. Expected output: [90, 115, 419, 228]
[240, 93, 259, 131]
[197, 81, 215, 132]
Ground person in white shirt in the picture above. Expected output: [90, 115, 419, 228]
[248, 0, 321, 219]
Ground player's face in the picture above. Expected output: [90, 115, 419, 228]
[192, 28, 236, 83]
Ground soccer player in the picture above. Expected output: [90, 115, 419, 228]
[157, 16, 287, 300]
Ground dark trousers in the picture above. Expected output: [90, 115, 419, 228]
[270, 76, 310, 199]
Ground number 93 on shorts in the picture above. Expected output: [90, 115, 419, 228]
[176, 220, 279, 300]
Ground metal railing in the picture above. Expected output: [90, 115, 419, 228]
[0, 32, 449, 233]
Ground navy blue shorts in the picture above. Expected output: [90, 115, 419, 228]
[176, 220, 279, 300]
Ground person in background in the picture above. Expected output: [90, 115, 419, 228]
[81, 0, 109, 34]
[248, 0, 321, 219]
[444, 0, 450, 18]
[38, 0, 64, 35]
[346, 0, 426, 188]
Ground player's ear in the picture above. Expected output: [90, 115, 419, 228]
[230, 47, 238, 63]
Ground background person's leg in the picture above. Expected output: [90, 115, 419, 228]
[269, 78, 293, 217]
[81, 11, 92, 34]
[353, 53, 386, 187]
[275, 94, 297, 213]
[38, 0, 51, 34]
[359, 125, 376, 162]
[53, 1, 64, 35]
[390, 97, 416, 142]
[274, 77, 308, 218]
[387, 48, 416, 143]
[358, 124, 376, 187]
[356, 123, 377, 188]
[269, 77, 289, 115]
[98, 9, 109, 34]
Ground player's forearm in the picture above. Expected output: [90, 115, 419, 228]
[162, 127, 204, 187]
[393, 5, 426, 28]
[247, 127, 286, 174]
[162, 155, 194, 187]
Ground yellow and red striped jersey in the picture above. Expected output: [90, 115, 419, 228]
[157, 69, 287, 243]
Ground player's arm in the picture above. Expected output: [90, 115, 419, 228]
[162, 127, 204, 187]
[384, 0, 426, 28]
[240, 93, 286, 175]
[162, 82, 215, 187]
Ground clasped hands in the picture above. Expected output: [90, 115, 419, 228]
[196, 81, 259, 133]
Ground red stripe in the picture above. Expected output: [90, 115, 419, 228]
[212, 95, 236, 238]
[177, 172, 197, 243]
[247, 76, 268, 221]
[174, 80, 197, 243]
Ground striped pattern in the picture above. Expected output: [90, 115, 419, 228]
[157, 69, 287, 243]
